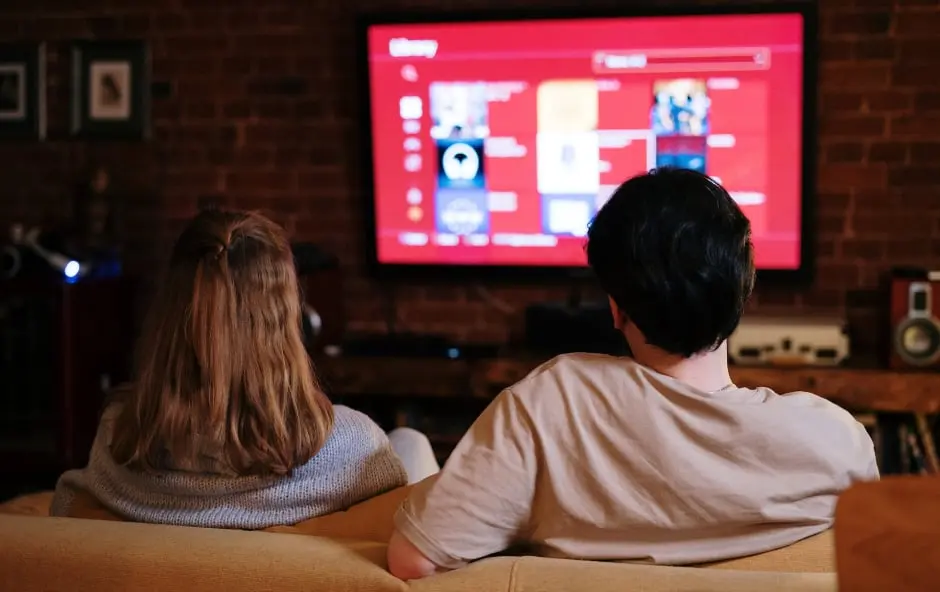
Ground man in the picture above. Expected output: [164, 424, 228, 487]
[387, 168, 879, 580]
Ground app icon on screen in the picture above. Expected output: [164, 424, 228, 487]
[651, 79, 710, 137]
[404, 153, 422, 172]
[430, 82, 489, 140]
[435, 138, 486, 190]
[435, 189, 490, 236]
[537, 80, 598, 133]
[399, 96, 423, 120]
[536, 132, 600, 195]
[652, 78, 710, 173]
[401, 65, 418, 82]
[407, 206, 423, 222]
[406, 188, 423, 205]
[655, 135, 708, 173]
[540, 194, 595, 237]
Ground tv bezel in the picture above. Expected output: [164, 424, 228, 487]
[355, 2, 818, 285]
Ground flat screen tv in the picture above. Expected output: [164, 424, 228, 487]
[357, 4, 817, 283]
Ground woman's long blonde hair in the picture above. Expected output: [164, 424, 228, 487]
[110, 209, 333, 476]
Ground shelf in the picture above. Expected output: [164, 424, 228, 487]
[316, 355, 940, 413]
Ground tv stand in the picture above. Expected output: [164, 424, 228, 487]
[342, 332, 461, 359]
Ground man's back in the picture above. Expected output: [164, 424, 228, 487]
[394, 353, 878, 568]
[388, 168, 879, 580]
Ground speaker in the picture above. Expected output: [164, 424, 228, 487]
[888, 268, 940, 370]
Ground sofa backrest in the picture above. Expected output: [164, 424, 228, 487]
[0, 514, 405, 592]
[1, 513, 838, 592]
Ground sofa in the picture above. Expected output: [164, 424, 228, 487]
[0, 487, 837, 592]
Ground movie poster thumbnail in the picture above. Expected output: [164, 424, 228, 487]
[650, 78, 710, 137]
[540, 193, 595, 238]
[429, 82, 489, 140]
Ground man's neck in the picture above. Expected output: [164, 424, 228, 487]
[625, 328, 733, 392]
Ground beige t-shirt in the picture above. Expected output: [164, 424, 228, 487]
[395, 353, 879, 568]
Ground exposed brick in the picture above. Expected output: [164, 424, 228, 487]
[817, 192, 852, 211]
[909, 142, 940, 164]
[891, 115, 940, 137]
[854, 213, 935, 236]
[914, 91, 940, 111]
[1, 0, 939, 350]
[821, 63, 891, 89]
[854, 39, 895, 61]
[866, 91, 913, 112]
[825, 11, 892, 36]
[819, 40, 854, 62]
[842, 239, 886, 260]
[822, 91, 865, 112]
[894, 65, 940, 87]
[818, 163, 888, 191]
[817, 238, 838, 260]
[887, 166, 940, 188]
[868, 142, 908, 163]
[817, 212, 849, 237]
[819, 115, 886, 137]
[824, 142, 865, 163]
[815, 264, 861, 289]
[887, 239, 933, 262]
[897, 38, 940, 62]
[895, 11, 940, 36]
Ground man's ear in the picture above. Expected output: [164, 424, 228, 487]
[608, 296, 627, 328]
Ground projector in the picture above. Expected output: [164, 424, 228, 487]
[728, 316, 850, 367]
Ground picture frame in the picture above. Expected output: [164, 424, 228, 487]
[0, 43, 46, 140]
[70, 40, 150, 140]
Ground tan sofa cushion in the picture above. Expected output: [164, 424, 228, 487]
[408, 555, 836, 592]
[694, 530, 834, 572]
[0, 491, 54, 516]
[1, 487, 833, 574]
[0, 513, 405, 592]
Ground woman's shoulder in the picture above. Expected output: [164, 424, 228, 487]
[297, 405, 406, 484]
[328, 405, 388, 445]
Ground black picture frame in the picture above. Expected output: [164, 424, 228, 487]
[0, 43, 46, 141]
[70, 40, 150, 140]
[354, 2, 818, 287]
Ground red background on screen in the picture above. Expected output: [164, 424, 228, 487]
[367, 13, 804, 269]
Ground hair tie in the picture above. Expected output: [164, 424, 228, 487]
[214, 244, 227, 260]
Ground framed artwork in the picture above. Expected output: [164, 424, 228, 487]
[0, 43, 46, 140]
[70, 40, 150, 140]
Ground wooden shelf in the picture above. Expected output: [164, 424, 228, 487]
[315, 355, 940, 413]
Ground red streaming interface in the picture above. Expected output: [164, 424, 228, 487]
[366, 13, 805, 269]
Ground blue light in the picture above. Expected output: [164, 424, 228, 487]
[447, 347, 460, 359]
[64, 260, 81, 279]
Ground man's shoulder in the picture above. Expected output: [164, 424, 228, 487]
[520, 352, 626, 380]
[510, 352, 638, 401]
[763, 388, 868, 437]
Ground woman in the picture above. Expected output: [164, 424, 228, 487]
[51, 210, 438, 529]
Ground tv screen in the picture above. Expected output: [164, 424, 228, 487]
[359, 8, 815, 278]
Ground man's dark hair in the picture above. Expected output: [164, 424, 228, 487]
[586, 168, 755, 358]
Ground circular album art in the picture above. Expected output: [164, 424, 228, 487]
[439, 198, 485, 236]
[441, 142, 481, 182]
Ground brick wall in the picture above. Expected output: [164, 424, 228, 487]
[1, 0, 939, 354]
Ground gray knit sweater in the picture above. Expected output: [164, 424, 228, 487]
[50, 405, 408, 529]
